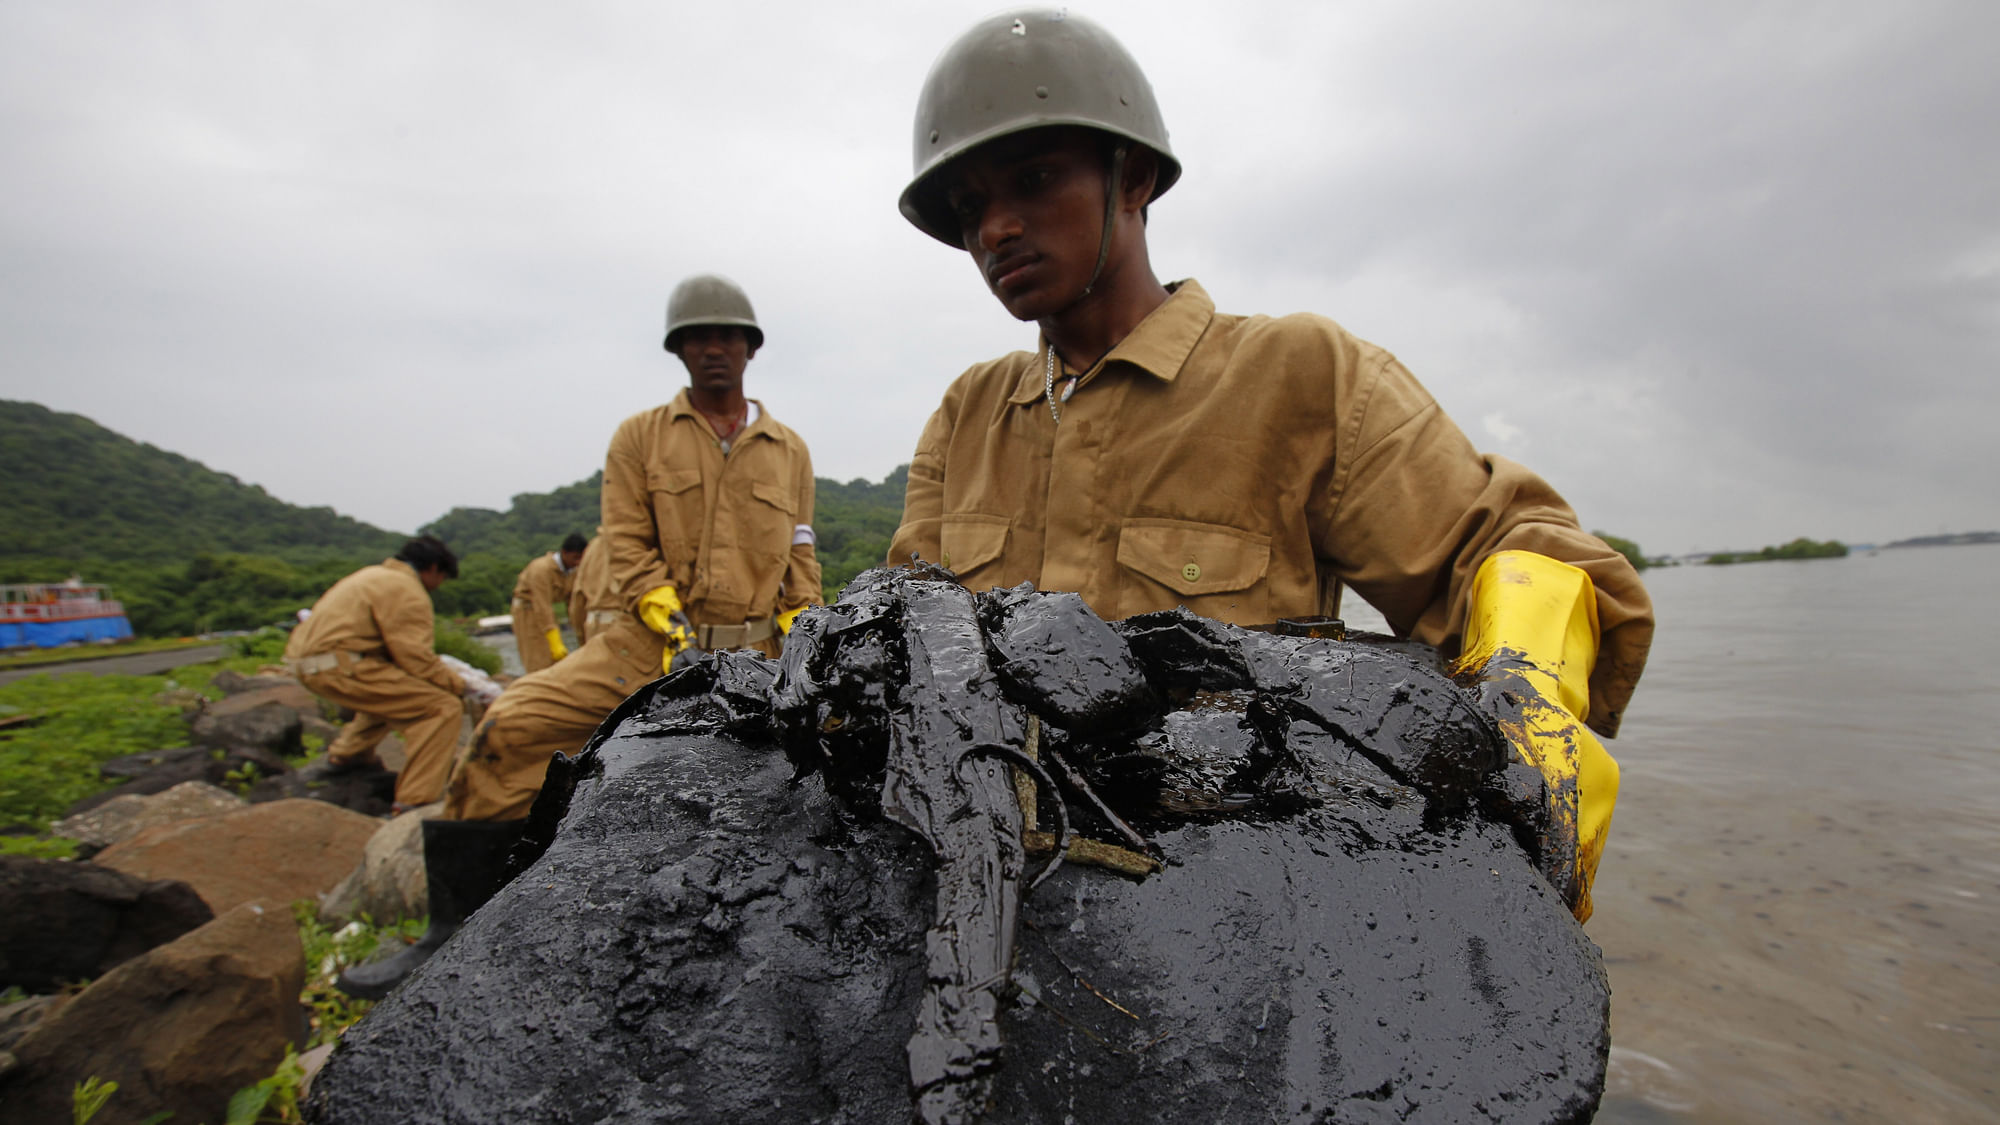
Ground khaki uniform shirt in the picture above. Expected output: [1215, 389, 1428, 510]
[510, 552, 573, 642]
[566, 533, 617, 642]
[888, 280, 1653, 736]
[603, 389, 822, 627]
[284, 558, 465, 696]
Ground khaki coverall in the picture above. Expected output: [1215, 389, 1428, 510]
[889, 280, 1653, 735]
[446, 391, 821, 821]
[510, 552, 574, 674]
[565, 533, 618, 646]
[284, 558, 467, 806]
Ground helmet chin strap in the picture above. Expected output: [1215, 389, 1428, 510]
[1079, 142, 1129, 299]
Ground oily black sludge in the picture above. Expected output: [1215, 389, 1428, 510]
[306, 566, 1609, 1124]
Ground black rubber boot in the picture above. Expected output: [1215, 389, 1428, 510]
[337, 818, 526, 1000]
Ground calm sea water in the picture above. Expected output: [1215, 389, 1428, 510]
[1557, 545, 2000, 1123]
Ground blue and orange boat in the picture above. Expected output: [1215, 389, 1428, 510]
[0, 581, 135, 649]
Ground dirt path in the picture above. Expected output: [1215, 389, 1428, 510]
[0, 644, 230, 687]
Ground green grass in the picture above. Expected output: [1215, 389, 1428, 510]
[0, 673, 200, 828]
[0, 644, 284, 828]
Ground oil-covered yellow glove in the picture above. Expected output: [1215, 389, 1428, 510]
[1457, 550, 1620, 923]
[636, 585, 697, 674]
[545, 628, 568, 661]
[774, 605, 806, 636]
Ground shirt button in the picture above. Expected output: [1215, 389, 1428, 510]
[1182, 562, 1202, 583]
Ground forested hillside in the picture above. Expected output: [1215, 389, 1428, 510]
[0, 401, 401, 562]
[1, 401, 909, 636]
[816, 466, 908, 598]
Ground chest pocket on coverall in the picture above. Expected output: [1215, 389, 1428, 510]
[647, 467, 704, 589]
[1116, 517, 1271, 623]
[939, 514, 1010, 592]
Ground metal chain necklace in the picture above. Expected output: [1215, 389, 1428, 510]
[1043, 344, 1079, 425]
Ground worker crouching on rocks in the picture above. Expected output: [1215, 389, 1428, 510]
[284, 535, 472, 812]
[339, 274, 822, 1000]
[888, 9, 1655, 921]
[511, 532, 586, 674]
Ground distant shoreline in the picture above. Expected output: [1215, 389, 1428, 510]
[1882, 532, 2000, 550]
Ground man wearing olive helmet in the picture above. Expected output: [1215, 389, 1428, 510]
[887, 9, 1654, 924]
[341, 274, 821, 1000]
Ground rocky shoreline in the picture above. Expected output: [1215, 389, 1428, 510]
[0, 666, 456, 1124]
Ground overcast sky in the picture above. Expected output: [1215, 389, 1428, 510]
[5, 1, 1995, 556]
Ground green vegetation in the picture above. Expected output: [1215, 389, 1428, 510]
[1706, 538, 1849, 565]
[1, 401, 401, 563]
[0, 645, 285, 827]
[224, 1047, 307, 1123]
[0, 673, 200, 828]
[70, 1075, 119, 1124]
[1592, 531, 1650, 572]
[3, 399, 913, 638]
[816, 467, 909, 601]
[422, 473, 603, 561]
[434, 619, 502, 676]
[0, 834, 80, 858]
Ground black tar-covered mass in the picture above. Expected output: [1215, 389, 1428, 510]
[307, 566, 1608, 1123]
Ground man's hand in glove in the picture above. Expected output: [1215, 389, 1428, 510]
[545, 627, 568, 661]
[637, 584, 699, 675]
[1458, 551, 1621, 923]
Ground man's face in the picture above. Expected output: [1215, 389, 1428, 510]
[560, 549, 584, 570]
[940, 128, 1110, 322]
[675, 325, 757, 398]
[418, 566, 449, 592]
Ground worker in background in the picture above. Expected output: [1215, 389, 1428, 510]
[565, 528, 618, 647]
[340, 274, 822, 999]
[283, 535, 470, 812]
[888, 9, 1654, 923]
[511, 532, 587, 673]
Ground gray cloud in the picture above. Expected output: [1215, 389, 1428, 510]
[4, 1, 1995, 557]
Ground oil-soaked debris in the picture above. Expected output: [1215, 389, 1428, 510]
[306, 567, 1609, 1124]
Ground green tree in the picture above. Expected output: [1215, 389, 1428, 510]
[1592, 531, 1649, 572]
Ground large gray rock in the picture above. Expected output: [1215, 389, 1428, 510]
[0, 994, 67, 1055]
[308, 570, 1608, 1124]
[53, 781, 244, 855]
[0, 857, 213, 993]
[318, 806, 433, 925]
[0, 901, 306, 1125]
[190, 699, 303, 759]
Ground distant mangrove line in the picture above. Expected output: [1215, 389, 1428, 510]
[1705, 538, 1848, 565]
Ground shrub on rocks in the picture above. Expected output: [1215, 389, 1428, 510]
[0, 856, 213, 992]
[94, 799, 379, 915]
[0, 900, 307, 1125]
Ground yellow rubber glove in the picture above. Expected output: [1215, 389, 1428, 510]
[1457, 550, 1620, 923]
[545, 628, 568, 661]
[636, 585, 697, 674]
[774, 605, 806, 635]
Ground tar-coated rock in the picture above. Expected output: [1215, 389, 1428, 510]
[307, 569, 1607, 1124]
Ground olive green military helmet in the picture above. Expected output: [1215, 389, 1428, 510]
[900, 8, 1182, 247]
[662, 274, 763, 353]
